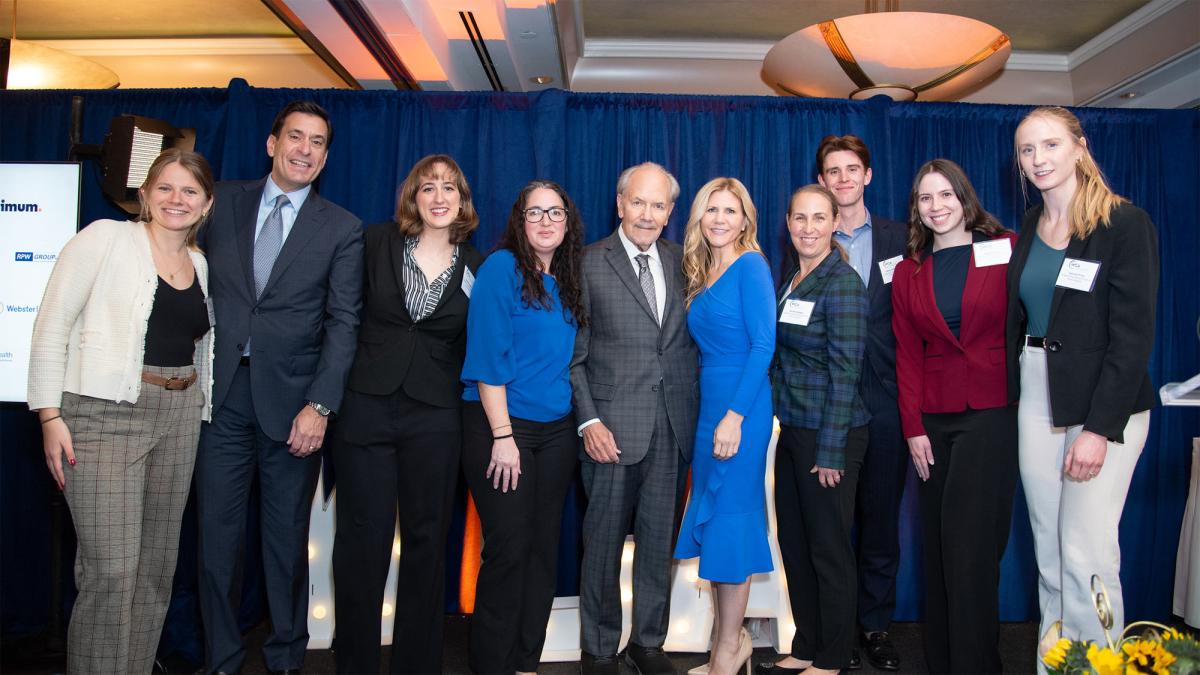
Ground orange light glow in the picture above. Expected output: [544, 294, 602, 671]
[459, 492, 483, 613]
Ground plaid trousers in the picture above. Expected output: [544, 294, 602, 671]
[60, 365, 203, 675]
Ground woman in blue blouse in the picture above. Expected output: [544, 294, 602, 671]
[675, 177, 776, 675]
[761, 185, 868, 675]
[460, 180, 586, 675]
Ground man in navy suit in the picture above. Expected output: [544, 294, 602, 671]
[195, 100, 363, 675]
[816, 135, 907, 672]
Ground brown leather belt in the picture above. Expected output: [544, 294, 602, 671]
[142, 370, 198, 391]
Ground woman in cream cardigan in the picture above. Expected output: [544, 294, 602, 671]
[28, 148, 215, 675]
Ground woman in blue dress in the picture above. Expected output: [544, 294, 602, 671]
[675, 177, 776, 675]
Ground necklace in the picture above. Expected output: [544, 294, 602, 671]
[146, 224, 189, 282]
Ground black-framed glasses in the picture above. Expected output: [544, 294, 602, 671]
[523, 206, 568, 223]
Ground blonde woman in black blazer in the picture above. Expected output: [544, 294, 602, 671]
[1006, 107, 1158, 661]
[331, 155, 484, 674]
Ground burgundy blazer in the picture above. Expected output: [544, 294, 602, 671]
[891, 230, 1017, 439]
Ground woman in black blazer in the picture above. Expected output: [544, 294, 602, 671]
[331, 154, 485, 674]
[1007, 107, 1158, 658]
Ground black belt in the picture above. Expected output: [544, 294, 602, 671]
[1024, 335, 1064, 352]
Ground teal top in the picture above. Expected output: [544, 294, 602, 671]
[1018, 234, 1067, 337]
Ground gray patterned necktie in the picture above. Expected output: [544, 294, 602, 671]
[254, 194, 289, 298]
[635, 253, 659, 324]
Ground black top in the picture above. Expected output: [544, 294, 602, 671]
[144, 276, 210, 367]
[931, 244, 971, 339]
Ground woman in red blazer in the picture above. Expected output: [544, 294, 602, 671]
[891, 159, 1018, 674]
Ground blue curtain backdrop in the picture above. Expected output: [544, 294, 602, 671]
[2, 81, 1197, 645]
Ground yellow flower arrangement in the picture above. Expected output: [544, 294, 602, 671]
[1039, 575, 1200, 675]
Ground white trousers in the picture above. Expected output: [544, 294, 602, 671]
[1018, 346, 1150, 655]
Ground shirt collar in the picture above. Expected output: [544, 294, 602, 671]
[616, 226, 660, 264]
[262, 175, 313, 212]
[834, 208, 873, 239]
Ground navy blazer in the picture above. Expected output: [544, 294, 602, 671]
[1005, 203, 1158, 442]
[202, 178, 364, 441]
[892, 230, 1016, 440]
[862, 216, 909, 403]
[345, 222, 484, 408]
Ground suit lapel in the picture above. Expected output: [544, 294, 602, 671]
[913, 254, 960, 347]
[235, 181, 265, 298]
[605, 234, 658, 327]
[387, 226, 416, 323]
[1047, 235, 1087, 328]
[262, 191, 325, 296]
[959, 243, 988, 342]
[657, 241, 681, 330]
[428, 246, 468, 318]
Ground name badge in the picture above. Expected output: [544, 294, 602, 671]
[973, 239, 1012, 267]
[205, 296, 216, 327]
[1055, 257, 1101, 292]
[779, 299, 815, 326]
[462, 268, 475, 298]
[878, 255, 903, 284]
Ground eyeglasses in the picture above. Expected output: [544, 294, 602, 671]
[523, 206, 568, 223]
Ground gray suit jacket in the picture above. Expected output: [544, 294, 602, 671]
[202, 178, 364, 441]
[570, 232, 699, 464]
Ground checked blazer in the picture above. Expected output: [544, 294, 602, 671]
[772, 252, 870, 470]
[570, 231, 699, 464]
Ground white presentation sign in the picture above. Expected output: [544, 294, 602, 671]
[0, 163, 82, 403]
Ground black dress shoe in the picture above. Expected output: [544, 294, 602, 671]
[624, 643, 676, 674]
[861, 631, 900, 671]
[268, 669, 300, 675]
[582, 651, 621, 675]
[849, 648, 862, 670]
[754, 661, 805, 675]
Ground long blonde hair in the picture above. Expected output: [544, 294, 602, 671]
[681, 177, 763, 306]
[1016, 106, 1127, 238]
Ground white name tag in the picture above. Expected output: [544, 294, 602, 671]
[779, 299, 815, 326]
[462, 268, 475, 298]
[973, 239, 1012, 267]
[1055, 257, 1101, 292]
[878, 255, 903, 284]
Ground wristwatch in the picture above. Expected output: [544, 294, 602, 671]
[307, 401, 331, 417]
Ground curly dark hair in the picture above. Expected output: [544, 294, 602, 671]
[495, 180, 587, 327]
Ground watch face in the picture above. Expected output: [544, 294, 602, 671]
[309, 401, 330, 416]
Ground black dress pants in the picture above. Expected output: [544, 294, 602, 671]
[919, 406, 1018, 674]
[775, 424, 868, 671]
[331, 387, 461, 674]
[855, 376, 909, 634]
[461, 402, 578, 674]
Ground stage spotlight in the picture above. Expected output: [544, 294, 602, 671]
[99, 115, 195, 214]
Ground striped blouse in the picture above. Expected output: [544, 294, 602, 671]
[402, 235, 459, 321]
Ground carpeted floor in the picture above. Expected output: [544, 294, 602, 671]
[2, 616, 1040, 674]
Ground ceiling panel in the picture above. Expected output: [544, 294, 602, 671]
[581, 0, 1151, 52]
[5, 0, 293, 39]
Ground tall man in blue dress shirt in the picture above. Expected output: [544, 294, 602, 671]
[195, 101, 363, 675]
[816, 135, 907, 672]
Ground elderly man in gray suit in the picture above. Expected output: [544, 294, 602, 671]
[571, 162, 699, 675]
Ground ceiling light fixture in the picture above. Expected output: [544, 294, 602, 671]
[1119, 92, 1139, 99]
[1, 0, 119, 89]
[530, 75, 553, 85]
[762, 2, 1010, 102]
